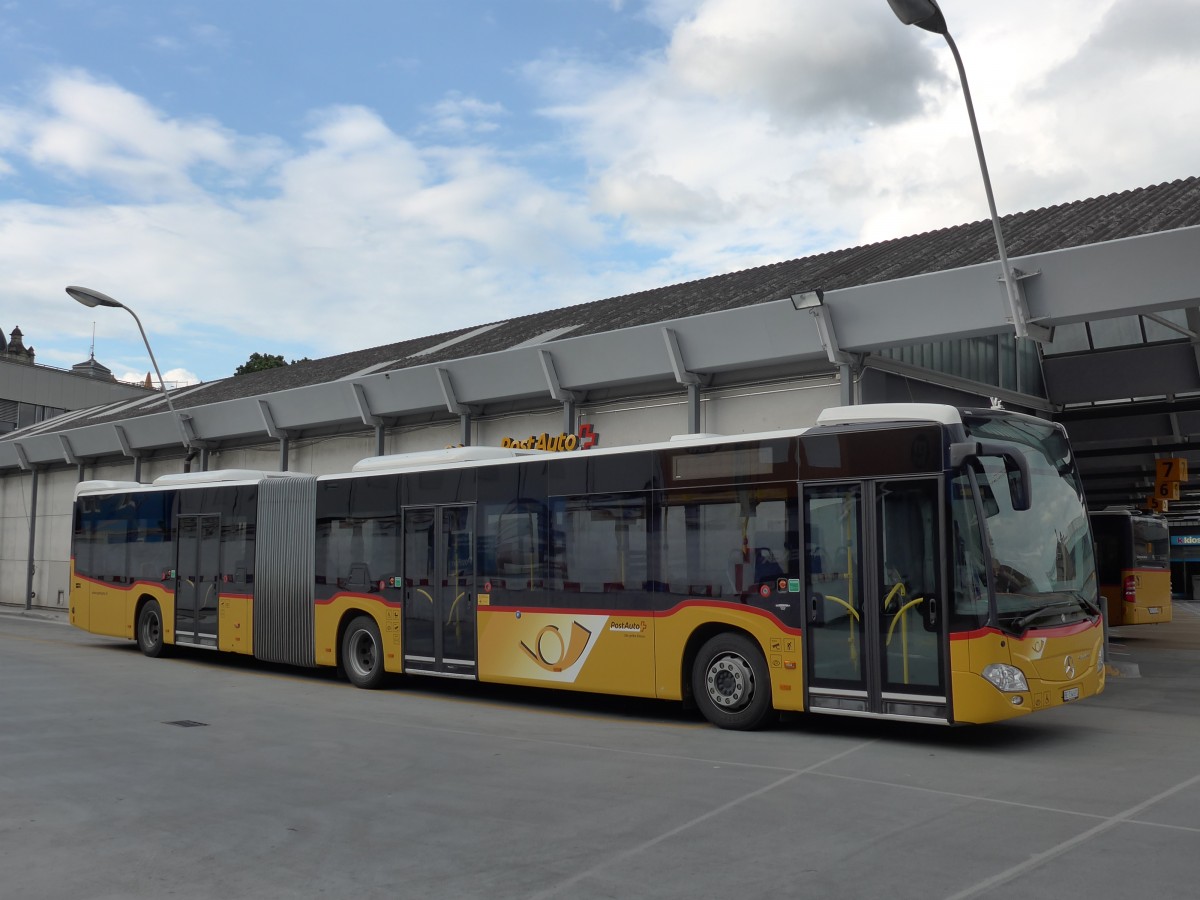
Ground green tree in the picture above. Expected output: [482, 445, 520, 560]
[234, 352, 288, 376]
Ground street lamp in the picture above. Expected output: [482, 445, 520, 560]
[66, 285, 191, 450]
[887, 0, 1044, 342]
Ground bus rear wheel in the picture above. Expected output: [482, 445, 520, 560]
[136, 600, 167, 658]
[693, 633, 773, 730]
[342, 615, 385, 689]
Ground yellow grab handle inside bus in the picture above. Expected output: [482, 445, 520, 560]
[883, 581, 906, 612]
[886, 595, 925, 685]
[886, 596, 925, 644]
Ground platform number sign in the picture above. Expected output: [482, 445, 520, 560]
[1156, 458, 1189, 482]
[1149, 457, 1189, 513]
[1156, 481, 1181, 500]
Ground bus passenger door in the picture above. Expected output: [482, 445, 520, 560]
[176, 514, 221, 649]
[875, 479, 946, 719]
[804, 485, 869, 709]
[804, 479, 947, 720]
[402, 505, 477, 678]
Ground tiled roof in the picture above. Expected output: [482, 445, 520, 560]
[94, 175, 1200, 420]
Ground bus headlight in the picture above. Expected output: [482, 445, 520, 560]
[983, 663, 1029, 693]
[1095, 647, 1104, 670]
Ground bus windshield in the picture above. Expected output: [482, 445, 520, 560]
[1132, 518, 1169, 568]
[961, 414, 1099, 634]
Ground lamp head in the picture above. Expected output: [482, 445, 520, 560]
[886, 0, 948, 35]
[790, 290, 825, 310]
[66, 285, 124, 310]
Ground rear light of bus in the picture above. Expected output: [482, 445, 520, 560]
[1124, 575, 1136, 603]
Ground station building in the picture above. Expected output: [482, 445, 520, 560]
[2, 176, 1199, 612]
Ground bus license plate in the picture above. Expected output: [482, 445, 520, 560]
[1149, 607, 1162, 615]
[1063, 687, 1080, 702]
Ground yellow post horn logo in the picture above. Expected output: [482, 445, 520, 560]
[520, 621, 593, 672]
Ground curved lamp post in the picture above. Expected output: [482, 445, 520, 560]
[66, 285, 191, 450]
[887, 0, 1044, 343]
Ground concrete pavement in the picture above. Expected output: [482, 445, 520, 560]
[3, 600, 1200, 898]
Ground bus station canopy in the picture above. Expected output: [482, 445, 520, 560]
[4, 176, 1200, 518]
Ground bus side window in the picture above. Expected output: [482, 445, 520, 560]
[550, 494, 649, 610]
[658, 487, 796, 610]
[74, 498, 100, 579]
[479, 501, 547, 603]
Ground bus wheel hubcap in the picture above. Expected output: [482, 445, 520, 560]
[706, 653, 753, 710]
[350, 632, 376, 677]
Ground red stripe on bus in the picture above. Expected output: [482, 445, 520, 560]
[74, 573, 176, 594]
[315, 593, 401, 608]
[950, 619, 1101, 641]
[482, 599, 803, 635]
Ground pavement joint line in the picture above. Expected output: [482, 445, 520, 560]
[815, 770, 1200, 834]
[940, 770, 1200, 900]
[293, 710, 829, 776]
[527, 738, 879, 900]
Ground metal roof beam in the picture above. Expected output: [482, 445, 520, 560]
[348, 383, 382, 427]
[661, 328, 708, 386]
[538, 349, 581, 402]
[113, 424, 135, 458]
[59, 435, 80, 466]
[437, 367, 479, 417]
[258, 399, 283, 439]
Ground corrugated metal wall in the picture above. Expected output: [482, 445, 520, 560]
[254, 475, 318, 666]
[878, 333, 1045, 397]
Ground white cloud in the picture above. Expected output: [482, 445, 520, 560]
[150, 35, 183, 53]
[422, 92, 508, 136]
[664, 0, 939, 125]
[116, 368, 200, 389]
[532, 0, 1200, 275]
[13, 71, 282, 199]
[0, 77, 612, 381]
[1, 1, 1197, 384]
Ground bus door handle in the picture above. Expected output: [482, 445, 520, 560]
[925, 596, 939, 630]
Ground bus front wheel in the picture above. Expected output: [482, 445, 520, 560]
[342, 615, 385, 689]
[136, 600, 167, 658]
[693, 633, 773, 730]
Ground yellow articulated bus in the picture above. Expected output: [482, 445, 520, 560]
[1089, 509, 1172, 626]
[70, 403, 1104, 729]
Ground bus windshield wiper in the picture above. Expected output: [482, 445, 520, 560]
[1071, 591, 1102, 618]
[1011, 601, 1077, 632]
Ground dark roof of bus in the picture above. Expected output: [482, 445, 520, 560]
[87, 175, 1200, 422]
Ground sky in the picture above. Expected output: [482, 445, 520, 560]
[0, 0, 1197, 387]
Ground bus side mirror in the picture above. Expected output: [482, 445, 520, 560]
[949, 441, 1032, 512]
